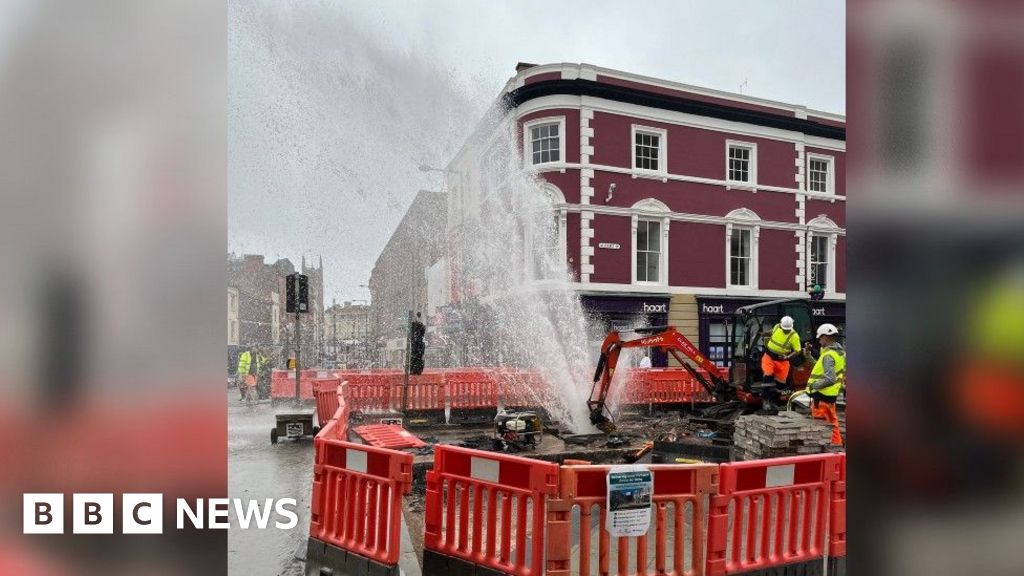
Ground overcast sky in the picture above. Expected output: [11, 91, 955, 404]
[228, 0, 845, 304]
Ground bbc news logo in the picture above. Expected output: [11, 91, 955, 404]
[23, 494, 298, 534]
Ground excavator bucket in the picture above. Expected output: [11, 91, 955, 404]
[590, 408, 616, 434]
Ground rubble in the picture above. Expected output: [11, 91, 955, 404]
[732, 412, 834, 460]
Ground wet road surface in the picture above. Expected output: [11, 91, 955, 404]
[228, 392, 313, 576]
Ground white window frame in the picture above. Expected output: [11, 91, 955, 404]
[805, 215, 840, 294]
[725, 208, 761, 289]
[227, 288, 239, 346]
[524, 183, 568, 282]
[630, 199, 671, 286]
[806, 153, 835, 194]
[631, 124, 667, 175]
[523, 116, 566, 167]
[726, 140, 758, 187]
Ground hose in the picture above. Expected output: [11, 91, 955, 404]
[786, 389, 810, 412]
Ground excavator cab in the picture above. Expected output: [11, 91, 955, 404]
[728, 298, 814, 392]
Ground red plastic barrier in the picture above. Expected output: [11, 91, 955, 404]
[308, 428, 412, 567]
[497, 370, 554, 408]
[404, 371, 446, 411]
[545, 462, 717, 576]
[706, 453, 842, 575]
[270, 369, 322, 400]
[829, 453, 846, 559]
[624, 368, 724, 405]
[342, 372, 400, 412]
[354, 424, 427, 449]
[445, 370, 501, 409]
[313, 378, 342, 427]
[424, 445, 559, 576]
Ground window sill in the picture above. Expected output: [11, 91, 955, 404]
[805, 190, 839, 203]
[726, 182, 758, 193]
[632, 170, 668, 182]
[527, 162, 568, 174]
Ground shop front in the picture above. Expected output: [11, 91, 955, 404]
[580, 294, 672, 367]
[696, 296, 846, 367]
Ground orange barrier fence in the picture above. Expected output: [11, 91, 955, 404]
[312, 378, 342, 426]
[498, 369, 556, 409]
[624, 368, 726, 406]
[706, 453, 842, 575]
[270, 369, 323, 401]
[444, 370, 502, 410]
[828, 453, 847, 575]
[546, 462, 717, 576]
[405, 372, 446, 412]
[306, 407, 411, 575]
[424, 444, 559, 576]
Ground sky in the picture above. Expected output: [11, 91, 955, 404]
[228, 0, 846, 304]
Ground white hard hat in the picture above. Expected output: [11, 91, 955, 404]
[816, 323, 839, 337]
[780, 316, 795, 330]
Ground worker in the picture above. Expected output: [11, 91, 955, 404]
[254, 347, 270, 400]
[760, 315, 802, 410]
[236, 345, 258, 402]
[806, 323, 845, 445]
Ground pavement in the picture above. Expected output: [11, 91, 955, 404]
[226, 390, 422, 576]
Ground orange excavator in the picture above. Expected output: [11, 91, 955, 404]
[587, 297, 817, 433]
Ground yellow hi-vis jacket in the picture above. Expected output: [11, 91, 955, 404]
[807, 344, 845, 399]
[765, 324, 801, 357]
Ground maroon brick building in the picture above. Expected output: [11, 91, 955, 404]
[445, 63, 845, 366]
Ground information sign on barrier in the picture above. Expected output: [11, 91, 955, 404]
[606, 466, 653, 538]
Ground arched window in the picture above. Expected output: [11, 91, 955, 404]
[725, 208, 761, 289]
[631, 199, 671, 285]
[806, 215, 841, 293]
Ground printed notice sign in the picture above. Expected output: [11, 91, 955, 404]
[606, 466, 653, 537]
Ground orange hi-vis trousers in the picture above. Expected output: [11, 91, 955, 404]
[760, 353, 791, 385]
[811, 398, 843, 445]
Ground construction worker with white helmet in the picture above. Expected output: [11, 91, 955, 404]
[760, 315, 802, 411]
[806, 323, 845, 445]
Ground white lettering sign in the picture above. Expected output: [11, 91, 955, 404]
[702, 304, 726, 314]
[598, 242, 621, 250]
[642, 303, 667, 313]
[813, 307, 825, 316]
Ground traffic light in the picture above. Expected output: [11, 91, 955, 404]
[286, 273, 309, 313]
[409, 314, 426, 375]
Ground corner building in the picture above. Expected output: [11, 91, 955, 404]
[445, 63, 845, 367]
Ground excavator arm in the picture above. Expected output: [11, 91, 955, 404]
[587, 326, 731, 432]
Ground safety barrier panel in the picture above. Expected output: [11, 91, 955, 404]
[624, 368, 725, 406]
[424, 444, 559, 576]
[498, 369, 556, 409]
[341, 372, 400, 413]
[546, 461, 718, 576]
[405, 372, 446, 412]
[828, 453, 846, 576]
[706, 453, 842, 576]
[307, 410, 412, 575]
[270, 369, 320, 401]
[445, 369, 502, 409]
[312, 377, 343, 427]
[354, 424, 427, 449]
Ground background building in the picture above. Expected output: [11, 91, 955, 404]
[368, 190, 447, 367]
[444, 62, 846, 366]
[227, 253, 325, 372]
[323, 300, 371, 368]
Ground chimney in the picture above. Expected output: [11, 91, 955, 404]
[515, 62, 538, 73]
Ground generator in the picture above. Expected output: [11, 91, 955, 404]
[493, 410, 543, 452]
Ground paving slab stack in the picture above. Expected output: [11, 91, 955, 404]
[732, 412, 834, 460]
